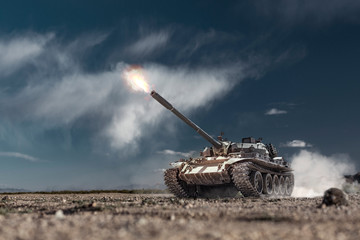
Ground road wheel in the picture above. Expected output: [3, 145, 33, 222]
[272, 175, 280, 196]
[284, 176, 293, 196]
[262, 173, 273, 195]
[279, 176, 285, 196]
[251, 171, 263, 194]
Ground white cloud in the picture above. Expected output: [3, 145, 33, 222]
[281, 140, 312, 148]
[127, 31, 170, 56]
[0, 152, 40, 162]
[157, 149, 197, 158]
[105, 62, 243, 152]
[291, 150, 354, 197]
[0, 32, 54, 76]
[18, 71, 119, 125]
[265, 108, 287, 115]
[0, 32, 246, 155]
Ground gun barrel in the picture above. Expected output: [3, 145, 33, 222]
[151, 90, 222, 149]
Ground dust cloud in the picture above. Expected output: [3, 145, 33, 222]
[291, 150, 354, 197]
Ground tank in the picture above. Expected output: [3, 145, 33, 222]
[151, 90, 294, 198]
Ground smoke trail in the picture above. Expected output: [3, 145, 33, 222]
[291, 150, 354, 197]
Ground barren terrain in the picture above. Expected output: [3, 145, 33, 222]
[0, 193, 359, 240]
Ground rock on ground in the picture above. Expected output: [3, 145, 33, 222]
[321, 188, 349, 207]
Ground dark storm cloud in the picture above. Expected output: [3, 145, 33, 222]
[254, 0, 360, 25]
[111, 25, 249, 67]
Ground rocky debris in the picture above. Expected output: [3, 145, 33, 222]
[0, 193, 358, 239]
[55, 210, 65, 219]
[321, 188, 349, 207]
[59, 202, 102, 215]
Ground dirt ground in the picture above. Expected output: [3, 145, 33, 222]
[0, 193, 359, 240]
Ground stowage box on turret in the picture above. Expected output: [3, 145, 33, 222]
[151, 90, 294, 198]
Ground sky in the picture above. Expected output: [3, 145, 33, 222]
[0, 0, 359, 191]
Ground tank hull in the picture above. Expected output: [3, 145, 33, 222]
[178, 157, 291, 185]
[164, 157, 294, 198]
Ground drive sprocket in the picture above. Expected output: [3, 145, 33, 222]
[231, 162, 260, 197]
[164, 168, 190, 198]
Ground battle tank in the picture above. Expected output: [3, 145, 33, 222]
[151, 90, 294, 198]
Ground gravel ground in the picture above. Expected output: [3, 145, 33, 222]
[0, 193, 359, 240]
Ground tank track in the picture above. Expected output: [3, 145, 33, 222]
[164, 168, 189, 198]
[231, 162, 260, 197]
[231, 162, 294, 197]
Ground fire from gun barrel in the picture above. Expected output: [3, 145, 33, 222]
[123, 65, 150, 93]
